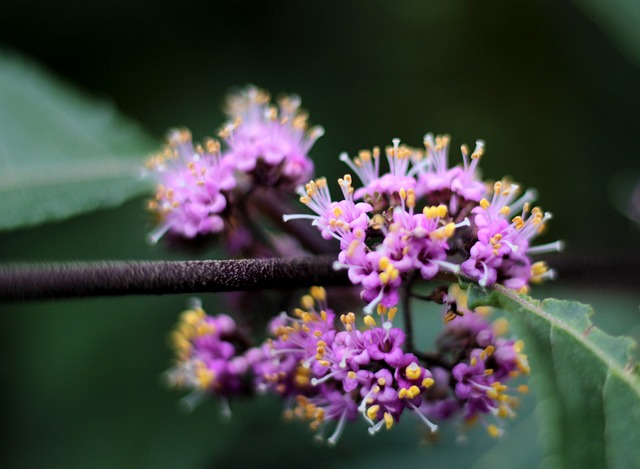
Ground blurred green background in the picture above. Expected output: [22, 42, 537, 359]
[1, 1, 639, 467]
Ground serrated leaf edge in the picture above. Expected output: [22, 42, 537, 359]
[492, 284, 640, 400]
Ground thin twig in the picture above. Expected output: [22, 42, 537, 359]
[401, 272, 420, 354]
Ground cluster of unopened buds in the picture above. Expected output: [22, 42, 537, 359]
[148, 86, 561, 444]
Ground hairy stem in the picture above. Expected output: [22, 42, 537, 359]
[0, 256, 349, 302]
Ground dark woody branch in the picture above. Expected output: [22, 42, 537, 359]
[0, 252, 637, 303]
[0, 256, 349, 302]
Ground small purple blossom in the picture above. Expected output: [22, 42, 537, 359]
[422, 293, 531, 436]
[165, 300, 250, 412]
[221, 86, 324, 188]
[146, 129, 236, 243]
[461, 181, 562, 288]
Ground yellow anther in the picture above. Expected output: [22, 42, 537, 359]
[512, 216, 524, 229]
[389, 268, 400, 281]
[294, 367, 311, 387]
[494, 181, 502, 194]
[300, 295, 314, 310]
[485, 345, 496, 356]
[442, 222, 456, 237]
[399, 188, 407, 201]
[489, 319, 508, 338]
[379, 272, 390, 284]
[370, 214, 386, 230]
[378, 257, 390, 270]
[384, 412, 394, 429]
[196, 322, 216, 336]
[359, 149, 371, 161]
[436, 204, 448, 218]
[347, 371, 356, 379]
[195, 366, 216, 389]
[310, 286, 326, 301]
[399, 191, 412, 208]
[487, 424, 503, 438]
[480, 198, 490, 210]
[484, 369, 494, 376]
[387, 307, 397, 321]
[497, 405, 510, 418]
[422, 377, 435, 388]
[364, 315, 377, 328]
[531, 261, 548, 276]
[514, 340, 525, 353]
[518, 385, 529, 394]
[181, 308, 205, 325]
[332, 206, 343, 217]
[169, 334, 191, 355]
[486, 388, 498, 399]
[432, 223, 456, 240]
[405, 362, 422, 380]
[423, 206, 437, 219]
[377, 377, 387, 386]
[444, 311, 456, 323]
[499, 206, 510, 216]
[367, 405, 380, 420]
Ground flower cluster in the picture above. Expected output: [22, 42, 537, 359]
[421, 286, 530, 437]
[146, 86, 322, 244]
[288, 135, 561, 311]
[145, 129, 236, 243]
[154, 87, 557, 446]
[220, 86, 324, 189]
[165, 299, 251, 414]
[250, 287, 437, 444]
[166, 288, 528, 444]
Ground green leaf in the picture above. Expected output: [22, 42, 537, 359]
[0, 50, 156, 232]
[469, 285, 640, 468]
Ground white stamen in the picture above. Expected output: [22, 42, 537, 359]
[282, 213, 317, 222]
[368, 418, 386, 435]
[527, 240, 564, 254]
[510, 188, 538, 215]
[147, 223, 171, 245]
[434, 260, 461, 274]
[219, 398, 232, 420]
[179, 391, 207, 413]
[327, 410, 348, 446]
[363, 287, 386, 315]
[408, 401, 438, 432]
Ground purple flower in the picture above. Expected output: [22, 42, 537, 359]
[284, 175, 372, 248]
[146, 129, 236, 243]
[221, 86, 324, 188]
[165, 300, 250, 404]
[341, 138, 418, 201]
[462, 181, 562, 288]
